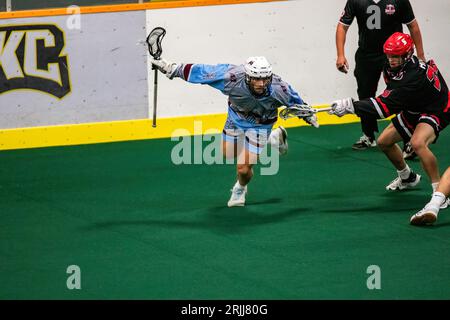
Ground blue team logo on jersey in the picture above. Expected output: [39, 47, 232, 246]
[204, 72, 216, 80]
[385, 4, 396, 15]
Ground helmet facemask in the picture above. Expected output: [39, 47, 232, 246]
[383, 32, 415, 74]
[387, 49, 414, 72]
[245, 75, 273, 97]
[244, 56, 273, 97]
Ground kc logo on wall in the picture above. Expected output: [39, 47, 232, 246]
[0, 24, 71, 99]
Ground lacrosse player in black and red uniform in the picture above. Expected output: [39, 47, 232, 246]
[336, 0, 425, 157]
[330, 32, 450, 210]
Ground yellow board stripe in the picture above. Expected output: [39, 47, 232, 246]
[0, 0, 285, 19]
[0, 108, 360, 151]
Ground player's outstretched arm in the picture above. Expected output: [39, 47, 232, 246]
[151, 60, 230, 92]
[330, 97, 393, 119]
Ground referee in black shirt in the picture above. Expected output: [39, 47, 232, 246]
[336, 0, 425, 155]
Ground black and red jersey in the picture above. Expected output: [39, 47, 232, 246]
[339, 0, 415, 53]
[354, 57, 450, 118]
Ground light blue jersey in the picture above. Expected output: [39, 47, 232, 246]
[172, 63, 304, 124]
[172, 63, 304, 154]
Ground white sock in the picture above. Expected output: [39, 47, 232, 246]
[397, 165, 411, 180]
[234, 181, 246, 190]
[425, 192, 446, 214]
[432, 182, 439, 193]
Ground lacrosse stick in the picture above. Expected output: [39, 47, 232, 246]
[146, 27, 166, 128]
[279, 104, 332, 120]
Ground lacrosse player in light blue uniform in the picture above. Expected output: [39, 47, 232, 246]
[151, 56, 318, 207]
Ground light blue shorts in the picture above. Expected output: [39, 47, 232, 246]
[222, 108, 274, 155]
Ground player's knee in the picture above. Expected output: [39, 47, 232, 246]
[237, 164, 252, 177]
[410, 137, 427, 154]
[376, 136, 392, 151]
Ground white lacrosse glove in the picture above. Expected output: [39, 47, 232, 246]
[330, 97, 355, 117]
[303, 114, 319, 128]
[151, 58, 178, 79]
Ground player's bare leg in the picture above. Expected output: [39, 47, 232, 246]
[410, 123, 440, 184]
[377, 123, 405, 170]
[222, 139, 238, 161]
[437, 167, 450, 196]
[222, 140, 256, 207]
[236, 147, 257, 187]
[378, 123, 421, 190]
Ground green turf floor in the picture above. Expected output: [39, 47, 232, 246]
[1, 122, 450, 299]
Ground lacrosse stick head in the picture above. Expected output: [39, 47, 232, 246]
[146, 27, 166, 60]
[279, 104, 317, 120]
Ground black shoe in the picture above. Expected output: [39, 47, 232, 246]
[352, 135, 376, 150]
[403, 142, 417, 160]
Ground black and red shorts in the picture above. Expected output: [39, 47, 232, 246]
[392, 109, 450, 143]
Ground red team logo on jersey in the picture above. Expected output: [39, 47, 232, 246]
[385, 4, 396, 15]
[382, 89, 392, 98]
[426, 60, 442, 92]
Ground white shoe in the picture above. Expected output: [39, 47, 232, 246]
[227, 184, 247, 207]
[277, 126, 288, 155]
[410, 207, 438, 226]
[386, 172, 421, 191]
[440, 197, 450, 209]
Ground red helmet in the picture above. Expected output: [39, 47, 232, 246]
[383, 32, 414, 56]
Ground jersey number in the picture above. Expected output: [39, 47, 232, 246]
[426, 61, 441, 92]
